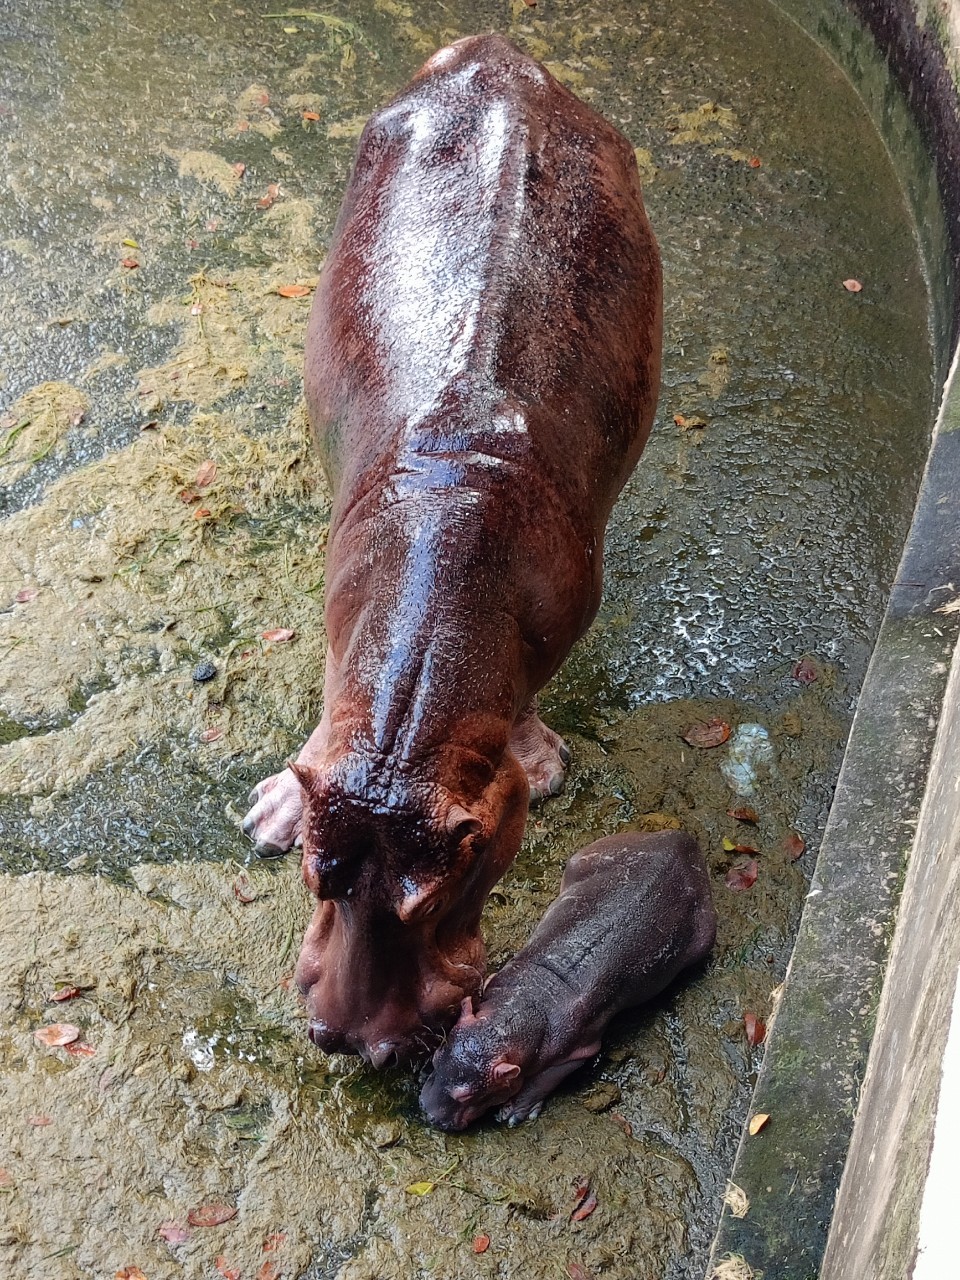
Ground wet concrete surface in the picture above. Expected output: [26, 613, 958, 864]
[0, 0, 935, 1277]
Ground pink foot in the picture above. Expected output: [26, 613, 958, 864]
[241, 768, 304, 855]
[510, 704, 570, 801]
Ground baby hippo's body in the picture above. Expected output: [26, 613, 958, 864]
[419, 831, 716, 1130]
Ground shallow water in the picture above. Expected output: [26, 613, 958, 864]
[0, 0, 934, 1277]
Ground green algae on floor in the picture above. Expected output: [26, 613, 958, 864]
[0, 0, 937, 1276]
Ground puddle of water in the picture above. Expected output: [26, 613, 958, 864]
[0, 0, 935, 1277]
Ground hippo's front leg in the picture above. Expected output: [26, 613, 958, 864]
[510, 700, 570, 801]
[241, 652, 337, 855]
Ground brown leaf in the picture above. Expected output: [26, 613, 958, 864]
[193, 508, 212, 520]
[472, 1234, 491, 1254]
[748, 155, 762, 168]
[158, 1221, 190, 1245]
[732, 843, 759, 855]
[195, 459, 218, 488]
[570, 1190, 598, 1223]
[200, 727, 224, 743]
[744, 1011, 767, 1047]
[673, 413, 687, 427]
[116, 1269, 148, 1280]
[683, 718, 731, 749]
[27, 1113, 53, 1126]
[232, 162, 246, 177]
[121, 258, 139, 269]
[843, 278, 863, 293]
[727, 805, 759, 823]
[15, 587, 38, 603]
[725, 858, 758, 892]
[783, 831, 806, 860]
[571, 1175, 590, 1204]
[568, 1265, 595, 1280]
[276, 284, 312, 298]
[748, 1111, 770, 1135]
[257, 1263, 280, 1280]
[792, 656, 819, 684]
[179, 487, 201, 504]
[233, 873, 258, 904]
[216, 1258, 241, 1280]
[262, 627, 296, 643]
[302, 111, 320, 121]
[34, 1023, 80, 1047]
[262, 1233, 287, 1252]
[65, 1040, 96, 1058]
[187, 1201, 237, 1228]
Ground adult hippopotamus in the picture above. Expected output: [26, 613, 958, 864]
[241, 33, 662, 1065]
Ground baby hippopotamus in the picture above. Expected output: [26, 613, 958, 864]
[419, 831, 716, 1130]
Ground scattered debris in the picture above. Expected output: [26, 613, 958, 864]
[723, 1181, 750, 1218]
[192, 660, 218, 683]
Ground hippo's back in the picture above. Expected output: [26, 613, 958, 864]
[305, 35, 662, 526]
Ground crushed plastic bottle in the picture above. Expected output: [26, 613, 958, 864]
[721, 722, 776, 796]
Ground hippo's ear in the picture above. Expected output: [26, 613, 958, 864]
[492, 1060, 520, 1083]
[288, 759, 320, 795]
[446, 803, 482, 843]
[396, 878, 445, 923]
[459, 995, 477, 1023]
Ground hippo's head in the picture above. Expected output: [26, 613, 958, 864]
[290, 752, 527, 1065]
[418, 996, 528, 1129]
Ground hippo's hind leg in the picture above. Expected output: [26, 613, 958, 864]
[510, 700, 570, 801]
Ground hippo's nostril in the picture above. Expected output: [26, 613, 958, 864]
[366, 1039, 401, 1069]
[246, 786, 260, 806]
[548, 772, 565, 796]
[559, 744, 571, 766]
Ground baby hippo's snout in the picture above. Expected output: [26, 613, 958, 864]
[420, 830, 717, 1129]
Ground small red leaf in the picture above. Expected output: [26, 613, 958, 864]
[748, 155, 762, 168]
[571, 1175, 589, 1204]
[725, 858, 758, 892]
[179, 487, 201, 504]
[727, 805, 759, 823]
[187, 1201, 237, 1227]
[792, 656, 819, 684]
[257, 1263, 280, 1280]
[262, 1233, 287, 1252]
[570, 1190, 598, 1222]
[744, 1011, 767, 1047]
[843, 278, 863, 293]
[26, 1114, 53, 1126]
[233, 873, 257, 904]
[610, 1112, 633, 1138]
[65, 1040, 96, 1058]
[216, 1258, 241, 1280]
[262, 627, 295, 643]
[50, 985, 82, 1003]
[232, 162, 246, 177]
[34, 1023, 80, 1047]
[783, 831, 806, 860]
[200, 727, 224, 743]
[276, 284, 312, 298]
[195, 459, 218, 487]
[683, 718, 731, 749]
[121, 258, 139, 269]
[193, 507, 212, 520]
[302, 111, 320, 121]
[15, 587, 38, 603]
[158, 1221, 191, 1245]
[732, 843, 759, 855]
[568, 1265, 596, 1280]
[472, 1234, 491, 1254]
[116, 1269, 148, 1280]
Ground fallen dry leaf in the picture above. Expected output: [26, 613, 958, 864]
[262, 627, 296, 643]
[405, 1180, 436, 1196]
[748, 155, 762, 168]
[216, 1257, 241, 1280]
[121, 257, 139, 269]
[27, 1114, 53, 1126]
[783, 831, 806, 860]
[748, 1112, 771, 1135]
[792, 656, 818, 684]
[744, 1011, 767, 1047]
[673, 413, 687, 427]
[472, 1235, 491, 1254]
[195, 459, 218, 487]
[567, 1265, 595, 1280]
[843, 278, 863, 293]
[276, 284, 312, 298]
[200, 727, 224, 743]
[158, 1220, 191, 1245]
[0, 1169, 13, 1188]
[187, 1201, 237, 1228]
[233, 873, 257, 904]
[34, 1023, 80, 1048]
[116, 1269, 148, 1280]
[193, 508, 212, 520]
[727, 805, 759, 823]
[232, 162, 246, 177]
[725, 859, 758, 892]
[15, 587, 38, 603]
[571, 1175, 589, 1204]
[683, 718, 731, 749]
[570, 1190, 598, 1223]
[65, 1040, 96, 1058]
[302, 111, 320, 121]
[236, 119, 251, 133]
[262, 1232, 287, 1252]
[610, 1112, 633, 1138]
[257, 182, 280, 209]
[257, 1263, 279, 1280]
[179, 487, 201, 504]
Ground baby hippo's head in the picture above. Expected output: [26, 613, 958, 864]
[419, 996, 527, 1130]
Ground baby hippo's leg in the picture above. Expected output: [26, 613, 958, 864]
[496, 1041, 601, 1126]
[510, 700, 570, 801]
[241, 767, 305, 855]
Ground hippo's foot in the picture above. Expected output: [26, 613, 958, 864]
[510, 702, 570, 802]
[241, 767, 304, 856]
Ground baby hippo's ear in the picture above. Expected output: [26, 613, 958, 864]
[459, 995, 477, 1023]
[492, 1059, 520, 1084]
[446, 803, 483, 844]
